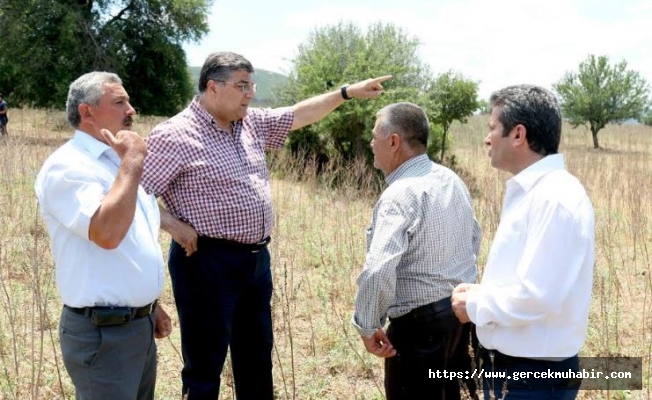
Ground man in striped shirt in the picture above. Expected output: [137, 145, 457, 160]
[353, 102, 481, 400]
[141, 51, 391, 400]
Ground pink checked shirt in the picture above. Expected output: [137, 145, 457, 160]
[142, 97, 294, 244]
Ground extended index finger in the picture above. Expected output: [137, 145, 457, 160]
[100, 128, 117, 145]
[372, 75, 393, 84]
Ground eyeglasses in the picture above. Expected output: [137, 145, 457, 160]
[213, 80, 257, 94]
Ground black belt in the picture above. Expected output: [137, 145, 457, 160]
[65, 300, 157, 320]
[390, 296, 452, 323]
[199, 236, 271, 252]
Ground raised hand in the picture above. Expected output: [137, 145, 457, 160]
[346, 75, 393, 99]
[100, 128, 147, 160]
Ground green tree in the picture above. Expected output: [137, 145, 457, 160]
[422, 71, 479, 162]
[643, 105, 652, 126]
[553, 55, 650, 149]
[0, 0, 211, 116]
[644, 114, 652, 126]
[274, 22, 435, 163]
[477, 99, 491, 115]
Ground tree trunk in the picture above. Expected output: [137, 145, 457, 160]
[591, 128, 600, 149]
[352, 122, 367, 161]
[439, 127, 449, 162]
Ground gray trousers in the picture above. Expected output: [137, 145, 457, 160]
[59, 307, 157, 400]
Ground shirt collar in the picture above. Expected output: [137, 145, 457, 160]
[510, 153, 565, 193]
[386, 154, 430, 185]
[189, 95, 215, 126]
[189, 95, 242, 131]
[72, 130, 112, 160]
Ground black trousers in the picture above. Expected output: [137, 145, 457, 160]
[169, 237, 274, 400]
[385, 297, 477, 400]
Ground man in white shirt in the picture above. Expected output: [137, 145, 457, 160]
[451, 85, 595, 399]
[34, 71, 172, 400]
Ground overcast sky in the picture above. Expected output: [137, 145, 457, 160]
[182, 0, 652, 100]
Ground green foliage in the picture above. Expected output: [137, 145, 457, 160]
[644, 112, 652, 127]
[425, 124, 446, 162]
[643, 104, 652, 126]
[274, 22, 431, 163]
[0, 0, 211, 116]
[421, 71, 479, 161]
[553, 54, 650, 149]
[477, 99, 491, 115]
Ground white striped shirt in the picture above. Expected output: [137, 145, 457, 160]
[353, 154, 481, 337]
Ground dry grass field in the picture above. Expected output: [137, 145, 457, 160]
[0, 108, 650, 400]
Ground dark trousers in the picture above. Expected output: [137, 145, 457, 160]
[59, 307, 157, 400]
[169, 237, 274, 400]
[480, 350, 580, 399]
[385, 297, 476, 400]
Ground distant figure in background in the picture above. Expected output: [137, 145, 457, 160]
[353, 102, 481, 400]
[34, 71, 172, 400]
[451, 84, 595, 400]
[0, 93, 8, 135]
[141, 51, 391, 400]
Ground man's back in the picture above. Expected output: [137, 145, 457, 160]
[354, 102, 481, 400]
[382, 157, 478, 308]
[359, 154, 480, 323]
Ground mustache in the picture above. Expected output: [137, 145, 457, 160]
[123, 116, 134, 126]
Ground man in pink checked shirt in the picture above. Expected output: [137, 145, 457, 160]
[141, 51, 391, 400]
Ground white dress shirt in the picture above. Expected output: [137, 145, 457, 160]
[35, 131, 164, 308]
[467, 154, 595, 357]
[353, 155, 481, 337]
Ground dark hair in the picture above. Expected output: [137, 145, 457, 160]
[198, 52, 254, 93]
[489, 84, 562, 155]
[376, 102, 429, 150]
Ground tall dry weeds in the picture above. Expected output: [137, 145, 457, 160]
[0, 108, 649, 399]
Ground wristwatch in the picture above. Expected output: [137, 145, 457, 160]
[341, 84, 352, 100]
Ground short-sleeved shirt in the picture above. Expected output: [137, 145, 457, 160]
[142, 97, 294, 243]
[34, 131, 164, 307]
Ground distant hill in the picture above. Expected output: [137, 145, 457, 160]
[187, 66, 287, 107]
